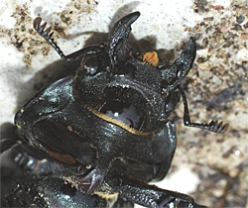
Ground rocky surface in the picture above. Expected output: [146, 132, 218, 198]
[0, 0, 247, 207]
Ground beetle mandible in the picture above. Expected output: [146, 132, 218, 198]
[1, 11, 228, 208]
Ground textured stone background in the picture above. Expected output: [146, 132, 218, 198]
[0, 0, 247, 207]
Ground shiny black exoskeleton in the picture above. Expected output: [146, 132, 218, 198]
[1, 12, 228, 208]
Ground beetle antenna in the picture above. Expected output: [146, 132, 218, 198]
[178, 87, 228, 133]
[33, 17, 69, 61]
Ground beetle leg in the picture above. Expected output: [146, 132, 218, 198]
[106, 177, 206, 208]
[33, 17, 103, 62]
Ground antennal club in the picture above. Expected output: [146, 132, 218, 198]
[179, 87, 229, 133]
[33, 17, 69, 61]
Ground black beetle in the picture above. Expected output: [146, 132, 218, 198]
[1, 11, 228, 208]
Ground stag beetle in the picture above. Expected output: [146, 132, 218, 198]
[1, 11, 228, 208]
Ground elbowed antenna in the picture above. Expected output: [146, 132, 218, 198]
[179, 86, 229, 133]
[33, 17, 68, 61]
[33, 17, 103, 62]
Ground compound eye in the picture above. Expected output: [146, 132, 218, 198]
[81, 55, 99, 76]
[99, 100, 145, 130]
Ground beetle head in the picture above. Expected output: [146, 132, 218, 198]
[73, 12, 196, 131]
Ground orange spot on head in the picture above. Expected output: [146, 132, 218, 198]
[142, 52, 159, 67]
